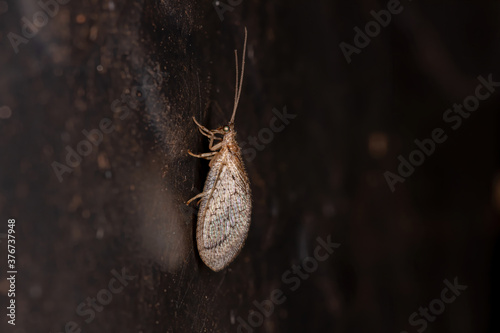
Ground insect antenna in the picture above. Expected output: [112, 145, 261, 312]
[230, 27, 248, 125]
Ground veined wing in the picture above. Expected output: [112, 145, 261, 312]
[196, 150, 251, 271]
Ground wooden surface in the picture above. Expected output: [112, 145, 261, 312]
[0, 0, 499, 332]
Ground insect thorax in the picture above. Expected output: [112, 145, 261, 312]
[221, 130, 240, 152]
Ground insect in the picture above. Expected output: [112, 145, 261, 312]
[186, 28, 251, 272]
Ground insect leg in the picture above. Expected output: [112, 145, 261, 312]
[198, 127, 220, 139]
[192, 117, 226, 137]
[188, 150, 217, 159]
[192, 117, 214, 137]
[209, 138, 223, 151]
[186, 191, 207, 205]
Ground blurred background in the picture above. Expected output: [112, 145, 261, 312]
[0, 0, 499, 332]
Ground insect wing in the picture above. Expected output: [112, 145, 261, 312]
[197, 151, 251, 271]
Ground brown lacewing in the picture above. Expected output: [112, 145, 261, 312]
[186, 28, 251, 272]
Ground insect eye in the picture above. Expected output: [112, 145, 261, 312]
[223, 126, 230, 132]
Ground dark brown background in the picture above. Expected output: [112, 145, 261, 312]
[0, 0, 499, 332]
